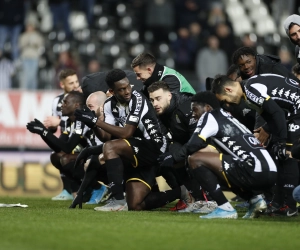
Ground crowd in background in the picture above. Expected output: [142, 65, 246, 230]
[0, 0, 299, 91]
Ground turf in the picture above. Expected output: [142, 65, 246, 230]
[0, 197, 299, 250]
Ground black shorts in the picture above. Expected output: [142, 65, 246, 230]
[124, 137, 162, 167]
[287, 115, 300, 150]
[221, 154, 277, 191]
[124, 163, 157, 190]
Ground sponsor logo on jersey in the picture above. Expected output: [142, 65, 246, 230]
[145, 119, 151, 123]
[245, 88, 264, 105]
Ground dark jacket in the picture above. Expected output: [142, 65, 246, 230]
[159, 93, 197, 162]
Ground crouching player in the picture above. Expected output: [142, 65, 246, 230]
[186, 92, 277, 219]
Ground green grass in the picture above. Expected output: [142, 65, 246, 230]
[0, 197, 300, 250]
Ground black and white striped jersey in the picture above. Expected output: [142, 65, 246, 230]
[52, 93, 68, 129]
[187, 108, 276, 172]
[242, 74, 300, 115]
[103, 90, 167, 152]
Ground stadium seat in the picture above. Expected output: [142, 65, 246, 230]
[69, 12, 88, 31]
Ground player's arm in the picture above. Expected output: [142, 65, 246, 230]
[172, 114, 197, 162]
[161, 75, 181, 93]
[186, 112, 218, 155]
[246, 83, 287, 143]
[259, 98, 287, 143]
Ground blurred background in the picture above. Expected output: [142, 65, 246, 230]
[1, 0, 299, 196]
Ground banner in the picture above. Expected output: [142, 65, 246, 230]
[0, 90, 60, 149]
[0, 152, 62, 196]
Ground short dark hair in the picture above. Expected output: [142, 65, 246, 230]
[131, 52, 156, 68]
[292, 63, 300, 75]
[147, 81, 170, 93]
[232, 47, 256, 64]
[211, 74, 235, 94]
[191, 91, 220, 109]
[58, 68, 77, 81]
[105, 69, 127, 89]
[68, 90, 85, 108]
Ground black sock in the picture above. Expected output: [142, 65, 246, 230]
[106, 158, 124, 200]
[282, 158, 298, 209]
[61, 172, 72, 194]
[143, 187, 181, 210]
[76, 155, 102, 194]
[191, 167, 228, 206]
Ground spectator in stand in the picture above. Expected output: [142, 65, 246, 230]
[0, 51, 15, 90]
[49, 0, 72, 39]
[144, 0, 175, 45]
[278, 47, 294, 73]
[172, 27, 197, 70]
[215, 22, 237, 66]
[18, 17, 44, 90]
[0, 0, 26, 61]
[175, 0, 207, 28]
[206, 2, 227, 32]
[195, 35, 228, 91]
[54, 51, 81, 89]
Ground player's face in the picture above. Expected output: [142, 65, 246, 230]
[61, 94, 77, 116]
[149, 89, 172, 115]
[191, 102, 207, 120]
[237, 55, 256, 78]
[215, 83, 243, 105]
[86, 96, 101, 117]
[289, 24, 300, 46]
[61, 74, 79, 93]
[133, 66, 152, 82]
[112, 79, 132, 103]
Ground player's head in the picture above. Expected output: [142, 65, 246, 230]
[292, 63, 300, 80]
[105, 69, 132, 103]
[86, 91, 107, 117]
[232, 47, 256, 79]
[131, 52, 156, 82]
[58, 69, 79, 94]
[147, 81, 172, 115]
[227, 64, 242, 82]
[191, 91, 220, 120]
[61, 91, 85, 117]
[283, 14, 300, 46]
[211, 74, 244, 105]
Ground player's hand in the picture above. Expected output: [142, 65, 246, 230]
[74, 107, 98, 128]
[157, 152, 174, 167]
[43, 116, 61, 128]
[26, 119, 48, 136]
[253, 127, 269, 146]
[69, 193, 83, 209]
[272, 142, 289, 161]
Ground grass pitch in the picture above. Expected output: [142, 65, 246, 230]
[0, 197, 299, 250]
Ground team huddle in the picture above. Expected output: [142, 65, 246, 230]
[26, 14, 300, 219]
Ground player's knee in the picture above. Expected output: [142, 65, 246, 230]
[127, 202, 144, 211]
[103, 141, 116, 158]
[188, 154, 203, 170]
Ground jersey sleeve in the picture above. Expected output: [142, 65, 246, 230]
[126, 90, 145, 126]
[244, 82, 269, 108]
[103, 101, 116, 125]
[51, 96, 60, 117]
[186, 112, 219, 155]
